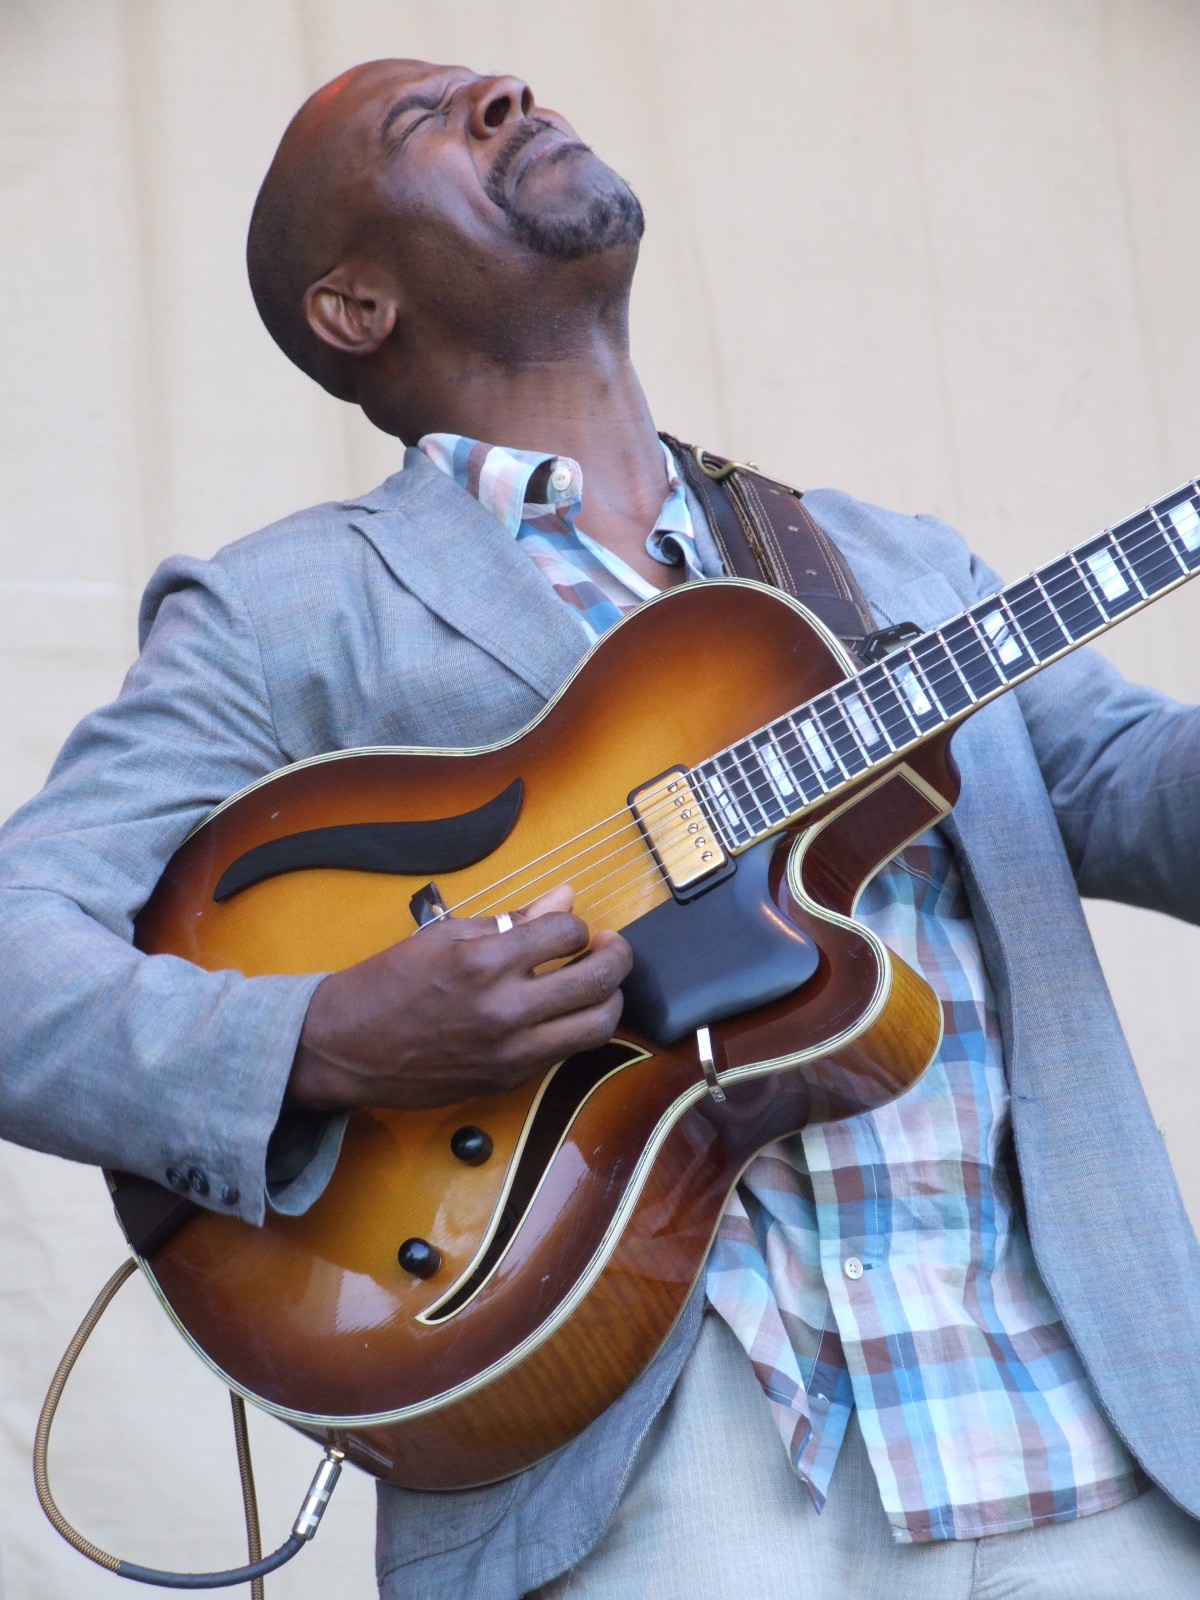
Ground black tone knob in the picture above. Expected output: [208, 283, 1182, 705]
[397, 1237, 441, 1278]
[451, 1126, 494, 1166]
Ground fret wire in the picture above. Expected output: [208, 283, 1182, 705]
[1152, 504, 1196, 573]
[811, 700, 857, 778]
[695, 485, 1200, 852]
[1006, 581, 1068, 661]
[726, 747, 773, 827]
[753, 730, 797, 807]
[693, 772, 736, 852]
[790, 708, 844, 788]
[711, 754, 758, 836]
[878, 659, 923, 736]
[843, 680, 898, 750]
[860, 662, 920, 743]
[994, 593, 1037, 661]
[904, 647, 950, 718]
[780, 715, 829, 798]
[1134, 509, 1187, 580]
[922, 638, 986, 707]
[749, 742, 785, 810]
[1042, 562, 1102, 639]
[826, 694, 876, 769]
[1031, 572, 1071, 637]
[759, 729, 805, 810]
[726, 745, 768, 807]
[1105, 529, 1148, 600]
[939, 617, 1002, 697]
[699, 762, 746, 838]
[965, 610, 1008, 676]
[1065, 551, 1111, 622]
[935, 629, 980, 700]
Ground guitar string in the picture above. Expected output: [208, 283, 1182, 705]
[431, 500, 1197, 924]
[443, 502, 1193, 923]
[698, 505, 1199, 824]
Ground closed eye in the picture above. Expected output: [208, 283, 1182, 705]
[380, 83, 462, 146]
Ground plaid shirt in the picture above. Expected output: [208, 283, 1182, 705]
[420, 433, 1137, 1543]
[418, 433, 702, 639]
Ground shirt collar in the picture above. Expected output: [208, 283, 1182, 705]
[417, 431, 699, 574]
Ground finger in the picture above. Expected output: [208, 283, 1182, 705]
[514, 883, 576, 922]
[499, 991, 626, 1074]
[518, 933, 633, 1025]
[503, 909, 592, 969]
[450, 884, 575, 945]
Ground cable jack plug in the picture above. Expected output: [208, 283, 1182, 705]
[293, 1448, 345, 1542]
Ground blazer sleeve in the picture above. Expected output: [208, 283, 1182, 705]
[0, 553, 341, 1225]
[967, 549, 1200, 923]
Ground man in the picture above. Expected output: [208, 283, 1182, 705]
[2, 57, 1200, 1600]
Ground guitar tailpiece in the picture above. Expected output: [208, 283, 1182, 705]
[697, 1027, 727, 1103]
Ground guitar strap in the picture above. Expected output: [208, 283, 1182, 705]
[662, 433, 875, 650]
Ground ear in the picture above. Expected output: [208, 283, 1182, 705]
[304, 265, 398, 358]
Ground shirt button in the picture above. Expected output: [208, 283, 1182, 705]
[165, 1166, 189, 1194]
[186, 1167, 210, 1198]
[549, 462, 575, 495]
[220, 1184, 240, 1208]
[843, 1256, 864, 1280]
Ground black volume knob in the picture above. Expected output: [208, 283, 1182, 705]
[450, 1126, 494, 1166]
[397, 1237, 441, 1278]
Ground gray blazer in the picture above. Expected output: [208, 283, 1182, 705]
[2, 450, 1199, 1598]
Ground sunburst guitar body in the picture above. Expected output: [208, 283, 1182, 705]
[123, 578, 951, 1490]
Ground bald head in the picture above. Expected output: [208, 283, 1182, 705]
[246, 60, 645, 424]
[246, 62, 408, 400]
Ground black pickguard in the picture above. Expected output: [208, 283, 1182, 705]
[212, 778, 525, 902]
[620, 837, 818, 1045]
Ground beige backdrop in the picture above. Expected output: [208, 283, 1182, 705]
[2, 2, 1199, 1595]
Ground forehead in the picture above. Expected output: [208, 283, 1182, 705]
[307, 58, 481, 141]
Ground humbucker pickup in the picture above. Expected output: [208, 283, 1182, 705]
[629, 768, 728, 896]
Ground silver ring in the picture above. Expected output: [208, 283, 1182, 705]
[495, 912, 514, 934]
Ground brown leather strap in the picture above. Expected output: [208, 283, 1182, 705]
[662, 434, 874, 648]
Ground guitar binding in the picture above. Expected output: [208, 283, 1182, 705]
[416, 1038, 649, 1325]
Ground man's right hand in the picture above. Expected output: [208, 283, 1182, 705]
[287, 885, 632, 1112]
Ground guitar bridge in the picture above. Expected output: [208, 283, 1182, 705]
[629, 767, 729, 899]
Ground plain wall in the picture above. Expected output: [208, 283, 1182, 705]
[2, 3, 1198, 1594]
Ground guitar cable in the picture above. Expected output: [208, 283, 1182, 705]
[33, 1257, 344, 1591]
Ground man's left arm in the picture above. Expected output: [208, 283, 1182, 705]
[974, 553, 1200, 920]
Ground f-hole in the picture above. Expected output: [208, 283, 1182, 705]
[418, 1038, 647, 1325]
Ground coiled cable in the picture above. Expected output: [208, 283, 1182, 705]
[33, 1257, 342, 1591]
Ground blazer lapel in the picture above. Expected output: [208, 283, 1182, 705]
[346, 449, 592, 700]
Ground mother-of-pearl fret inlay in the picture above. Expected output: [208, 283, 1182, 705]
[798, 717, 834, 772]
[760, 739, 797, 796]
[842, 691, 882, 748]
[980, 608, 1023, 665]
[1085, 547, 1130, 602]
[1169, 500, 1200, 550]
[690, 476, 1200, 855]
[893, 662, 933, 717]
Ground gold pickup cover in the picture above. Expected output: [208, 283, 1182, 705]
[629, 768, 728, 894]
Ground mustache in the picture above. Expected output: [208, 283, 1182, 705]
[486, 118, 588, 198]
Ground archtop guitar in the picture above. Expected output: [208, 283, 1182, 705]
[117, 473, 1200, 1490]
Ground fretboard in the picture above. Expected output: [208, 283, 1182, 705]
[692, 477, 1200, 851]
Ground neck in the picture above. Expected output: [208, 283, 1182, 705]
[368, 311, 671, 571]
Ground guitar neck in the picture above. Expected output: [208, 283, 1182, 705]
[692, 476, 1200, 852]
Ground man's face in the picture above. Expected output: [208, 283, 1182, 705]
[313, 59, 644, 276]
